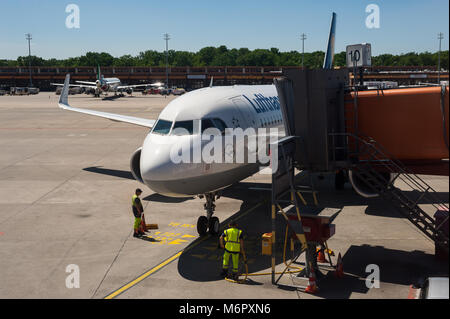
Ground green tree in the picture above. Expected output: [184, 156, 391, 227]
[172, 51, 194, 67]
[334, 51, 346, 67]
[0, 48, 448, 69]
[137, 50, 164, 66]
[195, 47, 217, 66]
[17, 55, 46, 67]
[304, 51, 325, 69]
[114, 55, 138, 66]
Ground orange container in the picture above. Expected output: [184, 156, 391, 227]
[261, 233, 273, 255]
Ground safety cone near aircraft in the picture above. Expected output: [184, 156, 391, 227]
[317, 247, 326, 263]
[334, 253, 344, 278]
[305, 268, 319, 294]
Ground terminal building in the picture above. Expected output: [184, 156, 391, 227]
[0, 65, 448, 91]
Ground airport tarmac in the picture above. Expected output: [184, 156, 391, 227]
[0, 92, 448, 299]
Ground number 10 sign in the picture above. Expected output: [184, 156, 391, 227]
[346, 43, 372, 68]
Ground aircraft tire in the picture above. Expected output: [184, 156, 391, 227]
[197, 216, 208, 236]
[208, 217, 220, 235]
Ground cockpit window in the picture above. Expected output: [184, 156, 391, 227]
[201, 119, 216, 133]
[172, 120, 194, 135]
[201, 118, 228, 135]
[212, 118, 227, 134]
[152, 119, 172, 135]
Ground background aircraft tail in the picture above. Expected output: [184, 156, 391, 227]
[97, 64, 104, 81]
[323, 12, 337, 69]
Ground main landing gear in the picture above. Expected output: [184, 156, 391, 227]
[197, 192, 221, 236]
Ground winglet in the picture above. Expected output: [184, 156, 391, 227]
[59, 74, 71, 107]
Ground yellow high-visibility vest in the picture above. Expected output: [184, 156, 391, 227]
[132, 194, 139, 206]
[224, 227, 242, 253]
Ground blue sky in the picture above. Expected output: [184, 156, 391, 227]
[0, 0, 448, 59]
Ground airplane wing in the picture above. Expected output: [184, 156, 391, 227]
[117, 82, 164, 90]
[58, 74, 156, 128]
[76, 81, 98, 85]
[51, 83, 97, 89]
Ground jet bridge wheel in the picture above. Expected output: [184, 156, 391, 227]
[197, 216, 208, 236]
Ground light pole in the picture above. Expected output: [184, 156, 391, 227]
[164, 33, 170, 89]
[438, 32, 444, 84]
[25, 33, 33, 87]
[301, 33, 307, 68]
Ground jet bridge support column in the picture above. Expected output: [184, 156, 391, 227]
[270, 137, 341, 290]
[270, 136, 307, 285]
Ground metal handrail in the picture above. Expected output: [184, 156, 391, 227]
[329, 132, 449, 212]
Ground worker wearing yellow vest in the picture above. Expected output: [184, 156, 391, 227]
[132, 188, 144, 238]
[220, 221, 244, 280]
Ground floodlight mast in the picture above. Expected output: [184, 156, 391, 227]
[301, 33, 307, 68]
[438, 32, 444, 84]
[26, 33, 33, 87]
[164, 33, 171, 89]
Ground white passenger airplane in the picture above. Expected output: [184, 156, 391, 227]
[53, 66, 163, 97]
[58, 13, 338, 236]
[58, 73, 283, 234]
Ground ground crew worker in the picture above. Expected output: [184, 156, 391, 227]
[220, 221, 244, 280]
[132, 188, 144, 238]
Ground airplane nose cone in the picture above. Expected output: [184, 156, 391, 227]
[140, 134, 194, 197]
[141, 136, 174, 179]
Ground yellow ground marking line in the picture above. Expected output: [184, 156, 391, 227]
[104, 200, 267, 299]
[104, 250, 184, 299]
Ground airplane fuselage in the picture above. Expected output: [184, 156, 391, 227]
[138, 84, 285, 197]
[100, 77, 121, 92]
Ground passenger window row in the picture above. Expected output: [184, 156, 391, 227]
[259, 114, 283, 128]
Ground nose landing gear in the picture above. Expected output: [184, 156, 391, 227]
[197, 193, 221, 236]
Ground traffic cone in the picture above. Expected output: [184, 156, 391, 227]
[317, 248, 326, 263]
[305, 268, 318, 294]
[140, 214, 149, 232]
[334, 253, 344, 278]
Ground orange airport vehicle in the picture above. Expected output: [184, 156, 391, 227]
[345, 86, 449, 176]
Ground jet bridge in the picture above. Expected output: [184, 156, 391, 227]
[275, 69, 349, 172]
[271, 69, 449, 284]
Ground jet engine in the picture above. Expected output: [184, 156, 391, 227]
[348, 169, 394, 198]
[130, 147, 144, 184]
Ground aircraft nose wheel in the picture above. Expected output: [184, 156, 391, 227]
[197, 216, 208, 236]
[208, 217, 220, 235]
[197, 193, 221, 236]
[196, 216, 220, 236]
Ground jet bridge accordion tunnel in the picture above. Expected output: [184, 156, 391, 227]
[274, 69, 449, 176]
